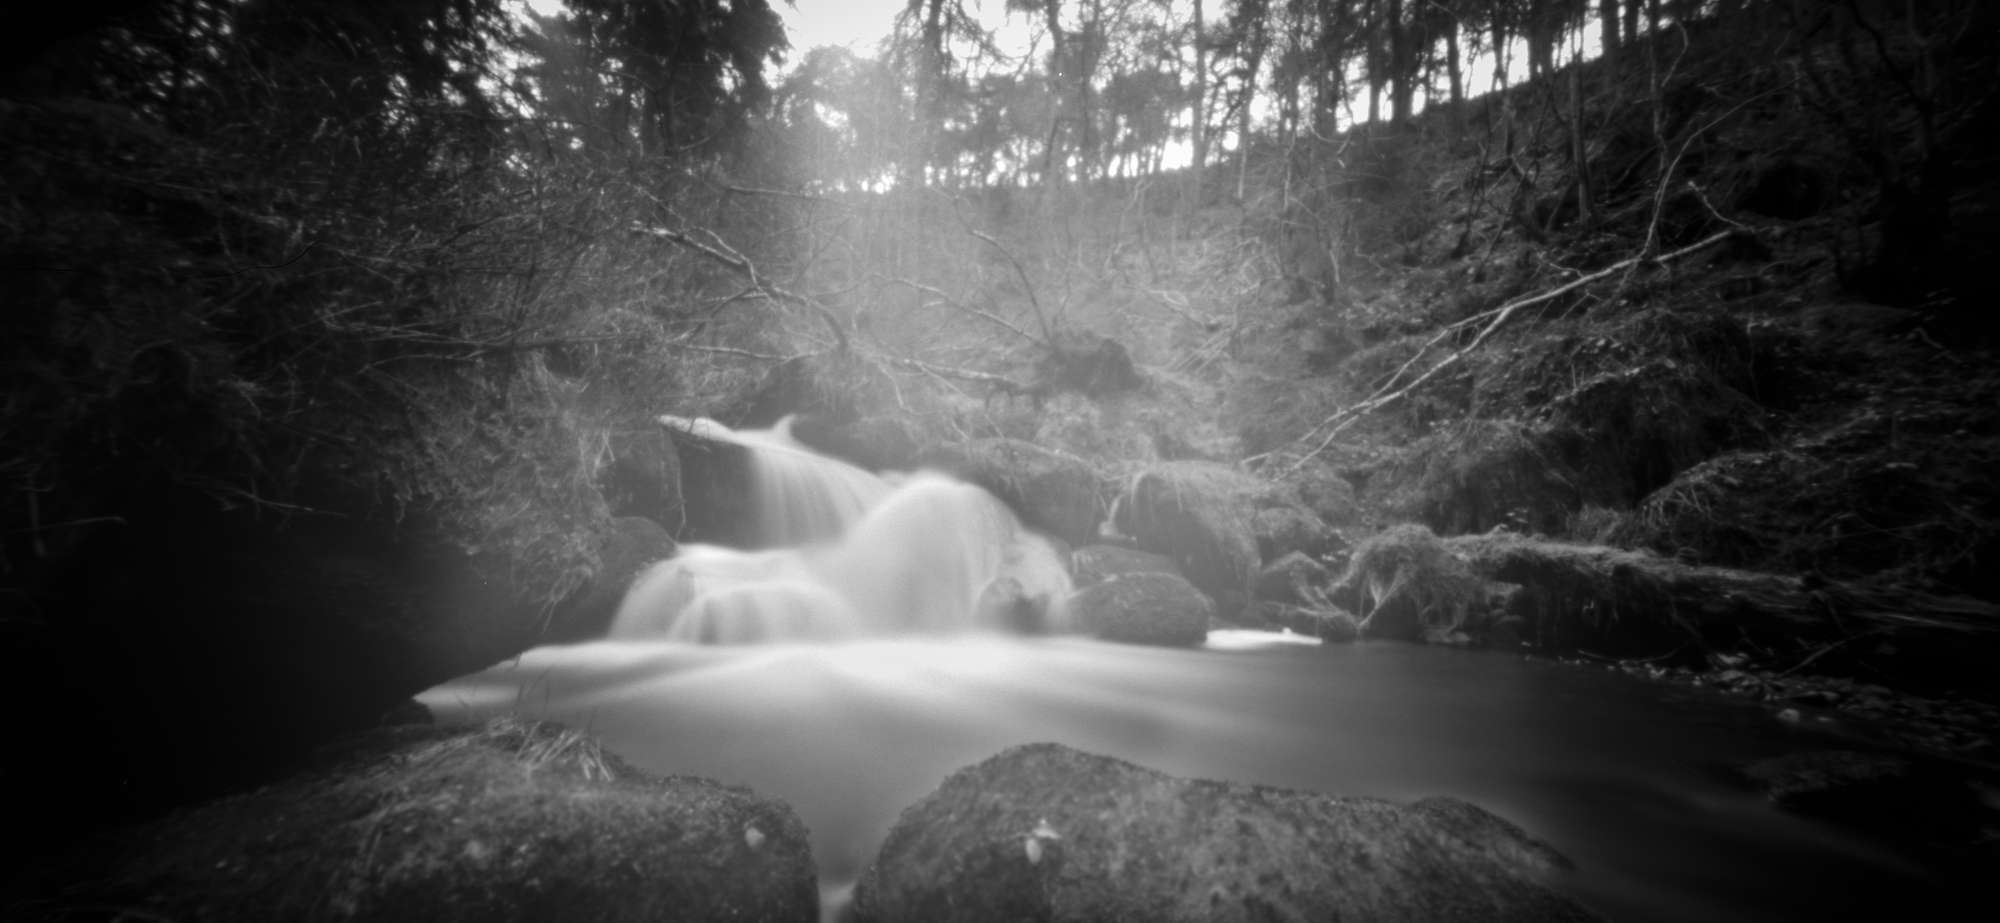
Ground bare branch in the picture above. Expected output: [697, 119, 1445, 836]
[668, 343, 795, 362]
[1280, 229, 1738, 476]
[886, 277, 1041, 346]
[948, 202, 1054, 345]
[632, 223, 851, 352]
[879, 354, 1029, 392]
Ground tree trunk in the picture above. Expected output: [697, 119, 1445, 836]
[1388, 0, 1412, 124]
[1600, 0, 1620, 54]
[1445, 17, 1463, 107]
[1040, 0, 1069, 187]
[1190, 0, 1208, 206]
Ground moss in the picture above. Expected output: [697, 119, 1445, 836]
[16, 719, 819, 923]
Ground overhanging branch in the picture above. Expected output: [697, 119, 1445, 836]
[632, 223, 850, 352]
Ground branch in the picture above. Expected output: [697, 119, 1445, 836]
[632, 223, 850, 352]
[950, 203, 1054, 344]
[879, 354, 1029, 392]
[887, 277, 1041, 346]
[1280, 229, 1737, 476]
[667, 343, 796, 362]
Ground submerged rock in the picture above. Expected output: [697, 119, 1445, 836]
[1067, 572, 1211, 646]
[11, 719, 818, 923]
[850, 743, 1598, 923]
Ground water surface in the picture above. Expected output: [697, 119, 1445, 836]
[421, 634, 1939, 922]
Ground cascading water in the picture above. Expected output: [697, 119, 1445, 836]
[425, 420, 1945, 922]
[609, 416, 1073, 643]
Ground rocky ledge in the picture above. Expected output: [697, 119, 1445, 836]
[6, 718, 817, 923]
[851, 742, 1600, 922]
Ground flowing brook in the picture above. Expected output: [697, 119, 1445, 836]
[422, 420, 1933, 922]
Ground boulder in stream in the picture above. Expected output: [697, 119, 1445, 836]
[1070, 543, 1181, 588]
[850, 742, 1600, 923]
[11, 719, 818, 923]
[920, 438, 1105, 546]
[1113, 461, 1267, 614]
[1067, 572, 1211, 646]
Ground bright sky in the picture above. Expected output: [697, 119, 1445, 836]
[782, 0, 908, 55]
[521, 1, 915, 57]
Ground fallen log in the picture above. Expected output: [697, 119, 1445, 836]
[1446, 532, 2000, 690]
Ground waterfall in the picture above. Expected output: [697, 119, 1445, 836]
[609, 417, 1072, 643]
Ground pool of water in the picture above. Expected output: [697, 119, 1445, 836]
[420, 634, 1944, 921]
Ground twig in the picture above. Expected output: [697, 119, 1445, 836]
[950, 203, 1055, 344]
[1281, 228, 1736, 476]
[668, 343, 796, 362]
[632, 223, 850, 352]
[886, 277, 1041, 345]
[879, 355, 1029, 392]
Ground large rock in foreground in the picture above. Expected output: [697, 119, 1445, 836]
[1067, 572, 1211, 646]
[14, 719, 817, 923]
[852, 743, 1598, 923]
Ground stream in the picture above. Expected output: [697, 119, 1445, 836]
[420, 631, 1939, 922]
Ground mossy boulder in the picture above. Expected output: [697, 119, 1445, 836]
[1067, 572, 1211, 646]
[1070, 544, 1181, 588]
[851, 743, 1598, 923]
[791, 414, 922, 471]
[920, 438, 1105, 545]
[1113, 461, 1269, 613]
[13, 719, 818, 923]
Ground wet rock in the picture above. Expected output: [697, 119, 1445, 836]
[665, 416, 761, 547]
[732, 352, 897, 427]
[597, 425, 681, 528]
[920, 439, 1105, 545]
[1067, 572, 1211, 646]
[1113, 461, 1265, 615]
[1071, 544, 1181, 588]
[15, 719, 818, 923]
[546, 516, 676, 642]
[851, 743, 1598, 923]
[791, 414, 922, 471]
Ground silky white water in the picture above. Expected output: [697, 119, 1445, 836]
[423, 419, 1942, 921]
[614, 417, 1072, 643]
